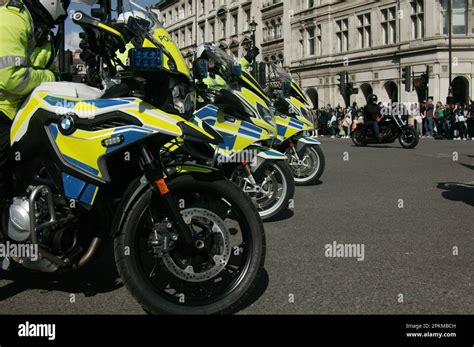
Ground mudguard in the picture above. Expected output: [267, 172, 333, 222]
[249, 146, 287, 172]
[296, 136, 321, 153]
[111, 164, 222, 237]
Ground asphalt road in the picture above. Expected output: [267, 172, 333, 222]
[1, 138, 473, 314]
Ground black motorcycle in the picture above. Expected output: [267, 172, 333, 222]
[352, 114, 419, 149]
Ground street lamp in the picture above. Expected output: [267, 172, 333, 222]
[249, 17, 258, 78]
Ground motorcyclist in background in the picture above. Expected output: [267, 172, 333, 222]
[0, 0, 71, 216]
[363, 94, 383, 143]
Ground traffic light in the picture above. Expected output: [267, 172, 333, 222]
[420, 69, 429, 89]
[337, 72, 348, 95]
[345, 82, 353, 99]
[402, 66, 412, 92]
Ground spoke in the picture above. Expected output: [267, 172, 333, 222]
[149, 260, 159, 278]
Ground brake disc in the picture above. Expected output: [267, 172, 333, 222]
[161, 208, 232, 283]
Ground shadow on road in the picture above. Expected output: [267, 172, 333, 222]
[350, 144, 407, 149]
[437, 182, 474, 207]
[0, 239, 122, 301]
[459, 163, 474, 171]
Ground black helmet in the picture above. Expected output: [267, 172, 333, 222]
[367, 94, 378, 104]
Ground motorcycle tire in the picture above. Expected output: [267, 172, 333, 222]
[351, 129, 367, 147]
[253, 160, 295, 222]
[292, 145, 325, 186]
[114, 174, 265, 315]
[399, 127, 419, 149]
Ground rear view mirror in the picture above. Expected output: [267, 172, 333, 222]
[232, 64, 242, 77]
[129, 48, 163, 71]
[193, 59, 209, 80]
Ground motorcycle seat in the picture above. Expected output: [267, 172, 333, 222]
[33, 82, 104, 101]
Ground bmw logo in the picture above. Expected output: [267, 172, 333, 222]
[59, 115, 76, 135]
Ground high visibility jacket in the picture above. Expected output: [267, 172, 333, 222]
[239, 57, 251, 72]
[0, 1, 55, 120]
[203, 73, 226, 90]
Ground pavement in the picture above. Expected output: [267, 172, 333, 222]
[1, 138, 473, 314]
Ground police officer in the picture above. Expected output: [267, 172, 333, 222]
[364, 94, 382, 143]
[0, 0, 71, 204]
[239, 47, 260, 73]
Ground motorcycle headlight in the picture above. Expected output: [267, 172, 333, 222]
[173, 85, 196, 120]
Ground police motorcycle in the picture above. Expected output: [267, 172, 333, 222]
[164, 43, 295, 221]
[1, 3, 265, 315]
[267, 64, 325, 185]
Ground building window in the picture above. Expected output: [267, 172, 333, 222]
[199, 24, 205, 44]
[336, 18, 349, 52]
[307, 27, 315, 56]
[180, 4, 185, 19]
[231, 13, 238, 35]
[220, 17, 227, 39]
[188, 0, 193, 16]
[442, 0, 468, 34]
[199, 0, 205, 14]
[210, 0, 215, 10]
[187, 26, 193, 46]
[316, 24, 322, 55]
[411, 0, 425, 39]
[308, 0, 315, 8]
[244, 9, 251, 31]
[209, 22, 216, 42]
[357, 13, 371, 48]
[381, 7, 397, 44]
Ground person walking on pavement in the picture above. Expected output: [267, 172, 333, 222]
[425, 98, 434, 138]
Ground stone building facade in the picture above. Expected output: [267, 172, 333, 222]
[156, 0, 474, 109]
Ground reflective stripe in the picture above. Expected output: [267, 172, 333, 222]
[10, 68, 31, 94]
[0, 56, 27, 69]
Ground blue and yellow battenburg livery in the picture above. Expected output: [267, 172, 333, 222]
[193, 104, 284, 161]
[10, 85, 213, 206]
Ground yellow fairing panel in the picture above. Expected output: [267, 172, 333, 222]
[146, 28, 191, 79]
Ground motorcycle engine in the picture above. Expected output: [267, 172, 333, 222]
[8, 197, 31, 242]
[7, 187, 80, 272]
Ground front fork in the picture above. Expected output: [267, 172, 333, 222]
[139, 145, 195, 251]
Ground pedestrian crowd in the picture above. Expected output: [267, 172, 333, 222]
[311, 100, 474, 140]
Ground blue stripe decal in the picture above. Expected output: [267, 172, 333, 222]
[277, 125, 287, 137]
[63, 155, 99, 176]
[44, 96, 77, 108]
[84, 99, 131, 108]
[289, 118, 304, 130]
[80, 184, 97, 205]
[49, 124, 59, 140]
[240, 121, 262, 134]
[62, 173, 86, 200]
[302, 137, 318, 143]
[195, 105, 219, 119]
[219, 135, 237, 151]
[238, 127, 260, 139]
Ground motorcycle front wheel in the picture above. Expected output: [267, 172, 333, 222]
[231, 161, 295, 222]
[286, 145, 325, 186]
[399, 127, 419, 149]
[114, 174, 265, 315]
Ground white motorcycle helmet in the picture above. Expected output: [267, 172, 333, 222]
[116, 11, 147, 24]
[25, 0, 96, 27]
